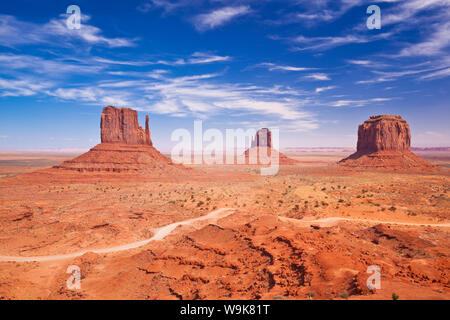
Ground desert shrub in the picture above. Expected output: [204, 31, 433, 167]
[339, 291, 349, 299]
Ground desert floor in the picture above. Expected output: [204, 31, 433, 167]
[0, 150, 449, 300]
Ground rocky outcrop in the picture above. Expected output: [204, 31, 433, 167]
[339, 115, 435, 171]
[356, 115, 410, 153]
[251, 128, 272, 148]
[245, 128, 297, 165]
[53, 106, 191, 175]
[100, 106, 152, 146]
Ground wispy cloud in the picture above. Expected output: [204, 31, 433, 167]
[304, 73, 331, 81]
[94, 52, 230, 67]
[272, 0, 367, 26]
[137, 0, 192, 13]
[330, 97, 393, 107]
[0, 14, 136, 48]
[398, 22, 450, 57]
[356, 64, 446, 84]
[40, 70, 318, 130]
[292, 33, 392, 51]
[170, 52, 231, 65]
[383, 0, 449, 27]
[347, 59, 372, 66]
[0, 78, 53, 97]
[257, 62, 316, 72]
[420, 67, 450, 80]
[315, 86, 336, 93]
[193, 6, 251, 31]
[0, 53, 103, 75]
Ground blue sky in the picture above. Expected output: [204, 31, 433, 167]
[0, 0, 449, 151]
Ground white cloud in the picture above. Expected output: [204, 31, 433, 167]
[0, 53, 103, 75]
[257, 62, 316, 72]
[420, 67, 450, 80]
[0, 14, 136, 48]
[0, 78, 53, 97]
[137, 0, 192, 13]
[172, 52, 231, 65]
[383, 0, 449, 27]
[193, 6, 251, 31]
[41, 70, 318, 131]
[292, 33, 391, 51]
[94, 52, 230, 67]
[305, 73, 331, 81]
[424, 131, 443, 137]
[347, 59, 372, 65]
[330, 98, 393, 107]
[275, 0, 367, 26]
[315, 86, 336, 93]
[398, 22, 450, 57]
[356, 64, 446, 84]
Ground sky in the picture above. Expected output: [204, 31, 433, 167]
[0, 0, 449, 151]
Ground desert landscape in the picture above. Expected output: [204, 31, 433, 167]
[0, 1, 449, 304]
[0, 107, 448, 300]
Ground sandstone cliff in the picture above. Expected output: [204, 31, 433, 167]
[339, 115, 435, 171]
[100, 106, 152, 146]
[251, 128, 272, 148]
[53, 106, 190, 175]
[245, 128, 297, 165]
[356, 115, 410, 153]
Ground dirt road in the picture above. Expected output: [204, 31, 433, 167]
[0, 208, 236, 262]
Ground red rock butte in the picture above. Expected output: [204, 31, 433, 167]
[251, 128, 272, 148]
[339, 115, 435, 171]
[53, 106, 188, 175]
[101, 106, 152, 146]
[244, 128, 298, 165]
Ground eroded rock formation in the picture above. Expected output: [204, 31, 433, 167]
[251, 128, 272, 148]
[245, 128, 297, 165]
[100, 106, 152, 146]
[356, 115, 410, 153]
[53, 106, 190, 175]
[339, 115, 435, 171]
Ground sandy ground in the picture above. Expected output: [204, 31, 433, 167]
[0, 151, 448, 300]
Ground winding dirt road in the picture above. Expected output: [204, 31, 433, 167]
[280, 216, 450, 228]
[0, 208, 236, 263]
[1, 208, 448, 263]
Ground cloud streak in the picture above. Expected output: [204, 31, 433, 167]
[0, 14, 136, 49]
[193, 6, 251, 31]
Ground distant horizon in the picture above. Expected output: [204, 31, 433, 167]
[1, 146, 449, 155]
